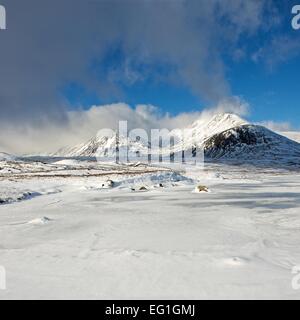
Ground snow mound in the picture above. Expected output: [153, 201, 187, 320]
[0, 183, 61, 205]
[222, 257, 250, 267]
[118, 171, 193, 189]
[28, 217, 52, 225]
[101, 180, 114, 189]
[0, 190, 41, 205]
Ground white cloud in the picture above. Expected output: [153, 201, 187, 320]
[0, 98, 249, 155]
[0, 0, 275, 126]
[213, 97, 249, 116]
[257, 120, 294, 132]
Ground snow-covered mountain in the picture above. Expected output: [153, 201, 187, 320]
[188, 113, 247, 143]
[54, 113, 247, 157]
[54, 133, 150, 160]
[174, 113, 248, 153]
[52, 113, 300, 166]
[0, 152, 16, 161]
[204, 125, 300, 164]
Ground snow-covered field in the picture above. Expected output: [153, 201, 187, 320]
[1, 157, 300, 299]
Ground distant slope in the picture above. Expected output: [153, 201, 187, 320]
[54, 113, 248, 157]
[0, 152, 16, 161]
[53, 134, 149, 159]
[204, 125, 300, 165]
[52, 113, 300, 167]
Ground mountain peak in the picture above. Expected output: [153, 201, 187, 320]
[188, 112, 248, 144]
[207, 112, 247, 126]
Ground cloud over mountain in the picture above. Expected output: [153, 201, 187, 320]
[0, 0, 274, 126]
[0, 98, 250, 154]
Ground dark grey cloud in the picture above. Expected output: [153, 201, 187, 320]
[0, 0, 276, 135]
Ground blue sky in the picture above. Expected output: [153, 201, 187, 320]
[1, 0, 300, 131]
[58, 0, 300, 129]
[230, 56, 300, 127]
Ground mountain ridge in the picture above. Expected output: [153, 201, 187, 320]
[53, 113, 248, 157]
[51, 113, 300, 166]
[204, 124, 300, 164]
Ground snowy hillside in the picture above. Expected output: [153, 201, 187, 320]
[204, 125, 300, 165]
[52, 113, 300, 167]
[53, 113, 248, 157]
[0, 152, 16, 161]
[2, 123, 300, 299]
[54, 134, 150, 159]
[2, 159, 300, 299]
[188, 113, 247, 144]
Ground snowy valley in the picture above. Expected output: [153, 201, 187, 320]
[1, 113, 300, 299]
